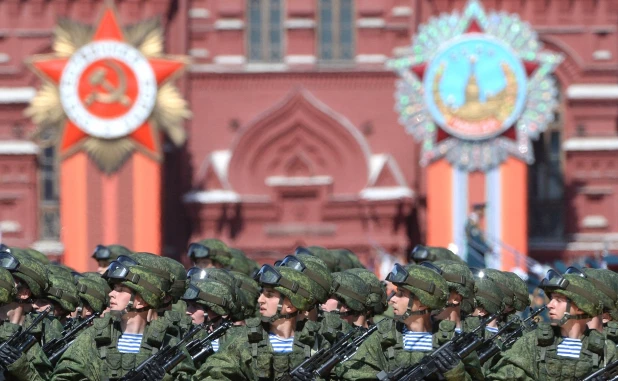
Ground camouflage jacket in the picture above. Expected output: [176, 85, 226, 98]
[0, 320, 53, 381]
[318, 311, 354, 346]
[194, 317, 326, 381]
[487, 323, 617, 381]
[334, 319, 473, 381]
[49, 315, 194, 381]
[23, 312, 64, 347]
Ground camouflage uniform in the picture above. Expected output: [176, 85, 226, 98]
[230, 271, 260, 319]
[336, 263, 471, 381]
[581, 268, 618, 345]
[194, 265, 326, 381]
[0, 250, 54, 381]
[487, 270, 615, 381]
[50, 253, 193, 381]
[346, 268, 388, 322]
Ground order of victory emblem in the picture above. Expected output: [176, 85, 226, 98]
[26, 4, 191, 173]
[388, 0, 563, 171]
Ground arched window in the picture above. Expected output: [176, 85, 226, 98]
[528, 76, 564, 241]
[318, 0, 354, 62]
[247, 0, 284, 62]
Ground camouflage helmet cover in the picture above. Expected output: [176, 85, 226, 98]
[330, 271, 370, 312]
[258, 266, 316, 311]
[482, 269, 515, 308]
[346, 268, 387, 315]
[583, 268, 618, 320]
[503, 272, 530, 312]
[23, 248, 50, 264]
[5, 248, 49, 298]
[394, 263, 448, 310]
[154, 256, 188, 303]
[75, 275, 110, 313]
[434, 260, 475, 314]
[231, 271, 260, 319]
[0, 267, 16, 304]
[409, 245, 464, 265]
[540, 271, 604, 317]
[92, 244, 132, 261]
[184, 279, 236, 317]
[305, 246, 341, 273]
[194, 239, 232, 267]
[472, 273, 505, 315]
[290, 252, 333, 304]
[46, 268, 80, 313]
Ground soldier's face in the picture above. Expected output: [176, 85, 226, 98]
[258, 286, 296, 318]
[96, 260, 111, 275]
[109, 284, 133, 311]
[390, 287, 425, 315]
[321, 297, 349, 313]
[194, 258, 224, 269]
[548, 292, 582, 324]
[186, 301, 207, 324]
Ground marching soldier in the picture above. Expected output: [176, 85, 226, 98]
[91, 244, 132, 275]
[320, 271, 372, 331]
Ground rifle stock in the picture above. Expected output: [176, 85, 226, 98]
[43, 312, 100, 363]
[0, 307, 51, 370]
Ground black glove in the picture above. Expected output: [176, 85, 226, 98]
[0, 343, 23, 369]
[140, 362, 166, 381]
[291, 367, 314, 381]
[434, 345, 461, 374]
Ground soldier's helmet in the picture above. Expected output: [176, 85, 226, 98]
[228, 248, 258, 276]
[0, 267, 17, 304]
[434, 260, 476, 314]
[279, 252, 332, 304]
[23, 248, 50, 264]
[329, 271, 371, 313]
[347, 268, 388, 315]
[73, 272, 110, 313]
[408, 245, 465, 265]
[187, 267, 244, 320]
[91, 244, 132, 262]
[387, 262, 448, 310]
[104, 254, 170, 309]
[470, 268, 506, 315]
[231, 271, 260, 319]
[188, 239, 233, 268]
[302, 246, 341, 273]
[46, 266, 80, 313]
[153, 255, 188, 304]
[0, 248, 49, 298]
[330, 249, 365, 271]
[255, 265, 316, 312]
[481, 268, 516, 309]
[181, 278, 236, 317]
[540, 268, 604, 318]
[503, 272, 530, 312]
[583, 268, 618, 320]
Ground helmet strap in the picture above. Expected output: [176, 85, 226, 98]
[394, 295, 430, 322]
[552, 299, 592, 326]
[261, 295, 299, 323]
[331, 300, 359, 318]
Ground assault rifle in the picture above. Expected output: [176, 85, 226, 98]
[119, 323, 204, 381]
[43, 312, 100, 364]
[185, 321, 233, 363]
[377, 314, 498, 381]
[580, 358, 618, 381]
[0, 307, 51, 370]
[282, 323, 378, 381]
[477, 306, 547, 365]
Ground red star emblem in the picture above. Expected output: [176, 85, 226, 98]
[28, 6, 185, 157]
[410, 18, 540, 144]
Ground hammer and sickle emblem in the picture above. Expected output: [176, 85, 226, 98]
[84, 59, 131, 107]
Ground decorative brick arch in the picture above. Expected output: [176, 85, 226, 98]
[227, 88, 371, 195]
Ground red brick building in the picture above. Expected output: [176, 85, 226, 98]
[0, 0, 616, 270]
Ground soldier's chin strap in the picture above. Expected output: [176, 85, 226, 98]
[261, 295, 299, 323]
[551, 299, 592, 326]
[114, 291, 150, 317]
[394, 296, 430, 322]
[331, 300, 360, 318]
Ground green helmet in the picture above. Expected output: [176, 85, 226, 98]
[105, 254, 170, 309]
[227, 248, 256, 276]
[434, 260, 475, 314]
[182, 279, 236, 317]
[329, 271, 370, 314]
[583, 268, 618, 320]
[255, 265, 316, 321]
[188, 239, 233, 267]
[231, 271, 260, 319]
[46, 266, 80, 313]
[471, 268, 505, 315]
[23, 248, 50, 264]
[153, 256, 188, 304]
[280, 253, 332, 304]
[1, 248, 49, 298]
[0, 267, 16, 304]
[74, 273, 110, 313]
[302, 246, 341, 273]
[330, 249, 365, 271]
[503, 272, 529, 312]
[91, 244, 132, 261]
[388, 262, 447, 319]
[186, 267, 243, 320]
[408, 245, 465, 265]
[540, 269, 604, 324]
[480, 268, 516, 309]
[346, 268, 388, 315]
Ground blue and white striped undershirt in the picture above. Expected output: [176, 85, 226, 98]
[485, 326, 499, 334]
[212, 338, 220, 352]
[269, 333, 294, 353]
[557, 338, 582, 359]
[117, 333, 143, 354]
[402, 327, 433, 352]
